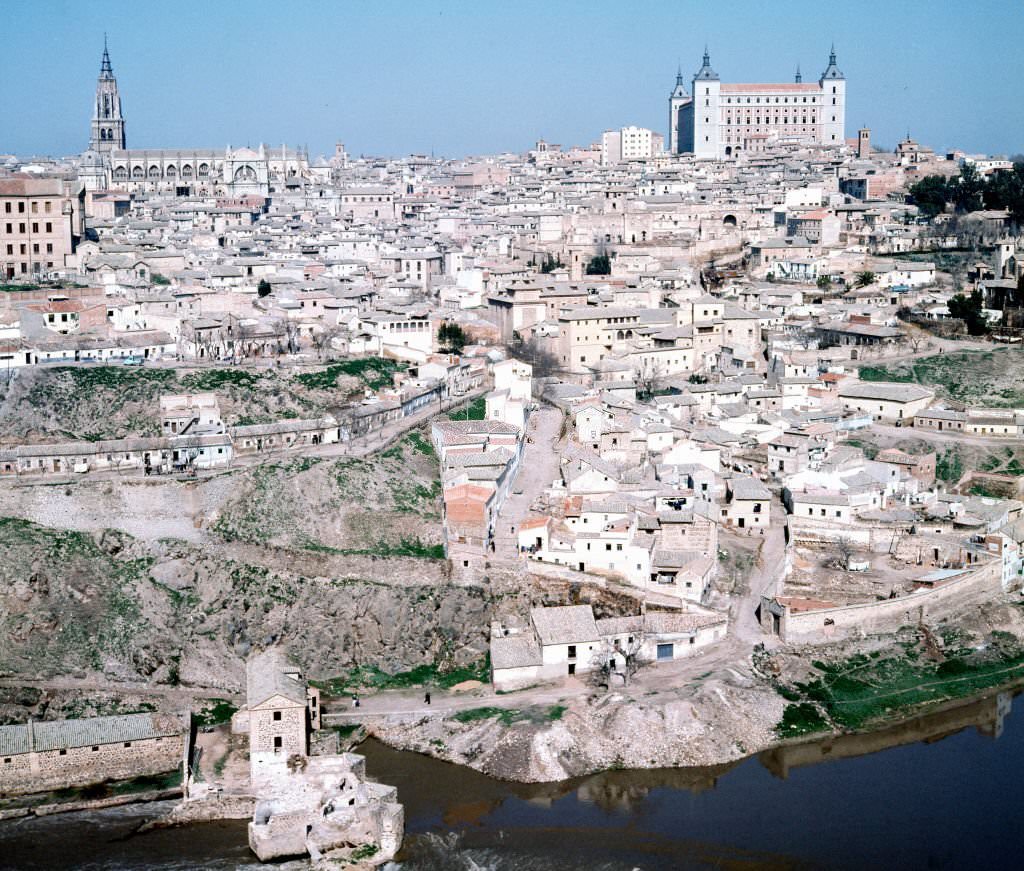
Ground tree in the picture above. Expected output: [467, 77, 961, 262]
[437, 322, 468, 354]
[635, 357, 665, 400]
[854, 271, 876, 288]
[951, 162, 985, 214]
[585, 253, 611, 275]
[311, 324, 342, 360]
[908, 175, 951, 219]
[509, 333, 560, 378]
[824, 537, 856, 570]
[540, 253, 564, 274]
[816, 275, 832, 291]
[947, 290, 989, 335]
[257, 278, 272, 297]
[587, 635, 648, 692]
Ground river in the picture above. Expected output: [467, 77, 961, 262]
[1, 689, 1021, 870]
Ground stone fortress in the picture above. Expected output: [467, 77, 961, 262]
[670, 47, 846, 158]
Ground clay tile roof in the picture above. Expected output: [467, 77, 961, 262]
[530, 605, 600, 646]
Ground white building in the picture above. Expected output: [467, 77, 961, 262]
[601, 126, 664, 165]
[671, 48, 846, 159]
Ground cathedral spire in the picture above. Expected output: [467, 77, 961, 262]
[100, 33, 113, 77]
[795, 64, 802, 83]
[90, 36, 125, 152]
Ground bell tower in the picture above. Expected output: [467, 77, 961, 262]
[90, 35, 126, 153]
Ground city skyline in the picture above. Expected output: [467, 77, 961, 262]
[2, 0, 1022, 159]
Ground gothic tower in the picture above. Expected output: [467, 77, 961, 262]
[90, 36, 126, 153]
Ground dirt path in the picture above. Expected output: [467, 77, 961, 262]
[0, 677, 235, 704]
[322, 505, 791, 724]
[491, 404, 564, 561]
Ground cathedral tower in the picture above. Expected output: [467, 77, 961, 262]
[90, 36, 126, 153]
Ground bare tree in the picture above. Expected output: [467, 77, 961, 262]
[824, 537, 855, 570]
[268, 318, 292, 356]
[635, 357, 665, 400]
[509, 334, 560, 378]
[587, 634, 648, 691]
[311, 324, 342, 360]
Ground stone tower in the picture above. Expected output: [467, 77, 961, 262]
[858, 127, 871, 159]
[90, 36, 126, 153]
[668, 66, 691, 154]
[691, 48, 721, 160]
[819, 45, 845, 147]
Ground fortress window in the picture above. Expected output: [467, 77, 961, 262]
[273, 711, 282, 721]
[59, 749, 67, 756]
[91, 746, 99, 752]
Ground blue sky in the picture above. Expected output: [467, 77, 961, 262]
[2, 0, 1022, 159]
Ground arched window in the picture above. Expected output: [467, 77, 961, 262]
[113, 166, 127, 180]
[106, 128, 114, 142]
[181, 164, 193, 178]
[198, 163, 209, 178]
[131, 165, 145, 179]
[99, 129, 107, 141]
[165, 165, 177, 178]
[148, 165, 161, 179]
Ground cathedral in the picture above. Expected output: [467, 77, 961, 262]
[669, 48, 846, 159]
[80, 40, 309, 197]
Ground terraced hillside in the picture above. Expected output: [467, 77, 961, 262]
[0, 359, 403, 442]
[210, 430, 444, 557]
[858, 348, 1024, 408]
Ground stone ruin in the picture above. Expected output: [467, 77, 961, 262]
[234, 648, 403, 864]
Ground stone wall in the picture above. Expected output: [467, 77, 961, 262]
[0, 734, 184, 797]
[779, 560, 1002, 644]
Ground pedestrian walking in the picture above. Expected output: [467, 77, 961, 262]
[352, 695, 360, 708]
[424, 691, 431, 706]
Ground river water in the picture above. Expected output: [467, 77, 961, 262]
[1, 690, 1021, 870]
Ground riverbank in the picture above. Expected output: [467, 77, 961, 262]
[360, 603, 1024, 783]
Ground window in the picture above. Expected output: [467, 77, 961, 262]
[59, 749, 67, 756]
[91, 746, 99, 752]
[273, 711, 281, 721]
[124, 742, 132, 748]
[45, 222, 52, 233]
[568, 645, 577, 659]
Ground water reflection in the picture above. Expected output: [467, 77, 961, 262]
[0, 688, 1021, 870]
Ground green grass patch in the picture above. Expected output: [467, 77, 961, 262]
[194, 699, 238, 727]
[547, 704, 567, 721]
[776, 703, 830, 738]
[313, 654, 489, 696]
[859, 349, 1024, 407]
[454, 396, 487, 420]
[778, 639, 1024, 732]
[452, 706, 521, 726]
[294, 358, 402, 392]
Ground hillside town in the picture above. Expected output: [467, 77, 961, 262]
[3, 38, 1024, 869]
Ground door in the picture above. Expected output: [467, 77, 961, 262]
[567, 663, 576, 675]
